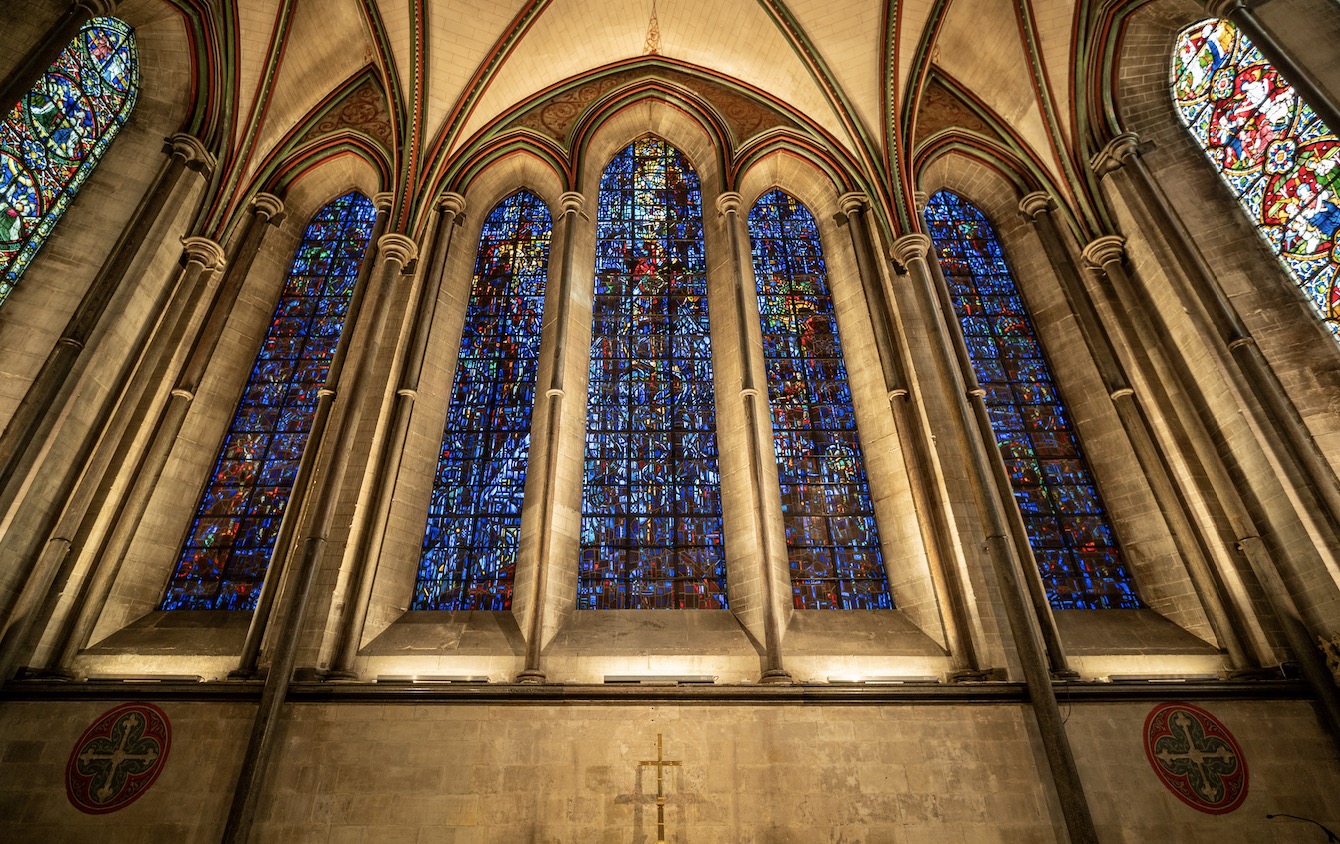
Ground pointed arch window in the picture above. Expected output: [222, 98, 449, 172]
[579, 136, 727, 609]
[925, 190, 1141, 610]
[0, 17, 138, 304]
[161, 191, 377, 610]
[1173, 18, 1340, 338]
[747, 190, 891, 609]
[413, 190, 553, 610]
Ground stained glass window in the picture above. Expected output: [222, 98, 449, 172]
[747, 190, 891, 610]
[161, 191, 377, 610]
[1173, 18, 1340, 338]
[925, 190, 1141, 610]
[1, 17, 137, 304]
[579, 136, 727, 609]
[413, 190, 553, 610]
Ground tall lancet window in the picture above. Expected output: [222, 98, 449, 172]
[579, 136, 727, 609]
[925, 190, 1141, 610]
[747, 190, 891, 610]
[1, 17, 138, 304]
[413, 190, 553, 610]
[1173, 19, 1340, 339]
[162, 191, 377, 610]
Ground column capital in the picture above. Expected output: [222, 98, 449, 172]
[76, 0, 118, 15]
[1018, 191, 1055, 221]
[377, 233, 418, 266]
[559, 190, 587, 216]
[1090, 132, 1141, 177]
[437, 191, 466, 216]
[890, 233, 931, 266]
[1081, 235, 1127, 269]
[180, 236, 226, 270]
[913, 191, 929, 212]
[250, 192, 285, 221]
[715, 191, 743, 216]
[838, 192, 868, 216]
[1203, 0, 1246, 18]
[164, 133, 215, 174]
[372, 192, 395, 212]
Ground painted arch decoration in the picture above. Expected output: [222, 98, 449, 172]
[0, 16, 138, 304]
[1173, 18, 1340, 338]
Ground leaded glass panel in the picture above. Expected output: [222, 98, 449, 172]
[748, 189, 891, 609]
[925, 190, 1141, 610]
[414, 190, 553, 610]
[579, 136, 727, 609]
[1173, 18, 1340, 338]
[161, 191, 377, 610]
[1, 17, 138, 303]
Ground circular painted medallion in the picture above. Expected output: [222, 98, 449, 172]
[1144, 701, 1248, 814]
[65, 702, 171, 814]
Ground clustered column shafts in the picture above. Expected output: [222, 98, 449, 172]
[39, 192, 284, 679]
[326, 192, 465, 680]
[891, 231, 1100, 844]
[222, 232, 419, 844]
[518, 190, 585, 684]
[1017, 192, 1258, 672]
[0, 234, 226, 684]
[232, 192, 395, 679]
[0, 132, 216, 506]
[0, 0, 117, 118]
[1081, 236, 1340, 748]
[717, 191, 790, 685]
[1092, 132, 1340, 555]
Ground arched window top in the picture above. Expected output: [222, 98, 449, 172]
[748, 189, 892, 610]
[414, 188, 554, 611]
[925, 189, 1141, 610]
[0, 16, 138, 304]
[1172, 18, 1340, 339]
[162, 191, 376, 611]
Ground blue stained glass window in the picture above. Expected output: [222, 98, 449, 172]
[925, 190, 1141, 610]
[1173, 19, 1340, 339]
[748, 190, 892, 610]
[161, 191, 377, 610]
[1, 17, 138, 304]
[413, 190, 553, 610]
[579, 136, 727, 609]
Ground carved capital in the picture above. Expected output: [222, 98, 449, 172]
[838, 192, 868, 217]
[180, 236, 226, 270]
[912, 191, 929, 212]
[1090, 132, 1141, 177]
[164, 133, 215, 174]
[372, 191, 395, 212]
[890, 233, 932, 266]
[250, 192, 285, 221]
[1081, 235, 1127, 269]
[1203, 0, 1246, 18]
[437, 191, 467, 216]
[559, 191, 586, 216]
[377, 233, 419, 266]
[1018, 191, 1054, 221]
[715, 191, 743, 216]
[76, 0, 118, 16]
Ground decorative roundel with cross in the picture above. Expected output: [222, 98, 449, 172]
[1144, 701, 1248, 814]
[65, 702, 171, 814]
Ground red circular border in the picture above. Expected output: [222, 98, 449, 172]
[65, 702, 172, 815]
[1143, 701, 1248, 814]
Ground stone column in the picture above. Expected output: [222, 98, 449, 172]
[0, 235, 225, 685]
[839, 193, 982, 675]
[0, 133, 215, 501]
[326, 192, 465, 680]
[717, 192, 791, 684]
[222, 233, 418, 844]
[1018, 191, 1258, 671]
[0, 0, 116, 115]
[40, 192, 284, 679]
[232, 192, 394, 678]
[517, 191, 585, 684]
[1205, 0, 1340, 133]
[1092, 132, 1340, 548]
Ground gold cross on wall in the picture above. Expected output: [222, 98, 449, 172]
[639, 733, 681, 843]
